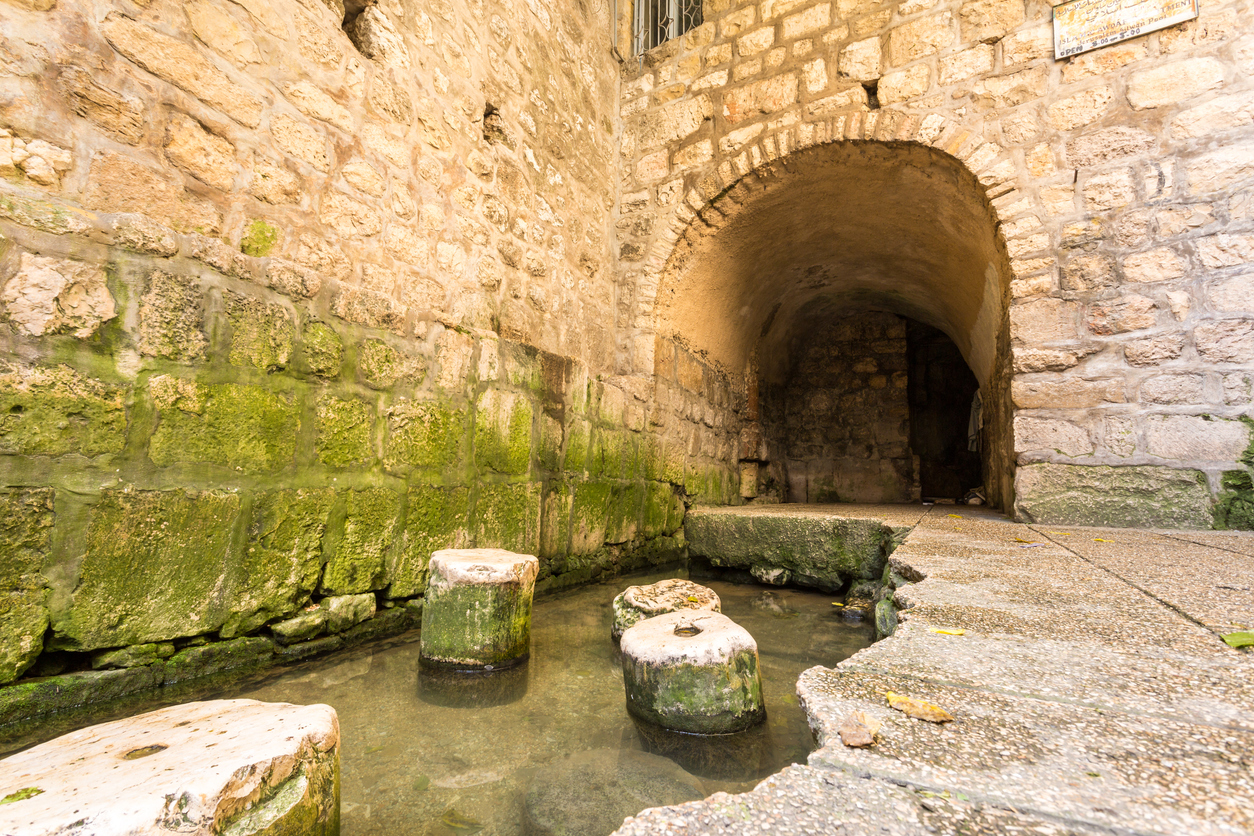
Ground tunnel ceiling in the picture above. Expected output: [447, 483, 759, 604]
[656, 142, 1010, 387]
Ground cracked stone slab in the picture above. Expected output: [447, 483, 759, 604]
[1031, 526, 1254, 635]
[0, 699, 339, 836]
[799, 666, 1254, 836]
[844, 625, 1254, 733]
[615, 762, 1111, 836]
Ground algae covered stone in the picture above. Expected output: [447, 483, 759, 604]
[1014, 463, 1213, 529]
[55, 489, 241, 651]
[611, 578, 721, 640]
[619, 610, 765, 734]
[420, 548, 539, 670]
[0, 488, 54, 684]
[0, 363, 128, 458]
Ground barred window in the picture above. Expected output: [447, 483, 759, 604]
[633, 0, 702, 54]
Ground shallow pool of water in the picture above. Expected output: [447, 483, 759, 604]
[1, 568, 873, 836]
[222, 569, 873, 835]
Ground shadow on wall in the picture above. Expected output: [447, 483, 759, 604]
[654, 141, 1015, 508]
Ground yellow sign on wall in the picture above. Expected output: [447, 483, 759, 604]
[1053, 0, 1198, 59]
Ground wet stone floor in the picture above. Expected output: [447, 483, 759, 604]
[226, 569, 872, 836]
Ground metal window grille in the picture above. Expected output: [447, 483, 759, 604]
[633, 0, 702, 54]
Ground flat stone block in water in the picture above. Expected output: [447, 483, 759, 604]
[420, 548, 539, 670]
[611, 578, 721, 640]
[0, 699, 339, 836]
[620, 611, 766, 734]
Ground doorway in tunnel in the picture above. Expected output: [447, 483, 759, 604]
[758, 308, 982, 505]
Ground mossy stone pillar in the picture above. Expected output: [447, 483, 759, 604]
[619, 611, 765, 734]
[419, 548, 539, 670]
[611, 578, 721, 640]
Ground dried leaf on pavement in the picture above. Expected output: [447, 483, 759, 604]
[838, 710, 882, 748]
[886, 691, 954, 723]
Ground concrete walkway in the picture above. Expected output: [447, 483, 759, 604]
[615, 505, 1254, 836]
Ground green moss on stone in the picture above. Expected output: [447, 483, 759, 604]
[642, 481, 681, 539]
[322, 488, 400, 594]
[420, 574, 535, 668]
[1214, 469, 1254, 531]
[359, 339, 403, 389]
[538, 414, 563, 473]
[539, 481, 573, 561]
[606, 483, 645, 545]
[0, 667, 165, 727]
[163, 636, 275, 685]
[301, 322, 343, 378]
[54, 489, 241, 651]
[316, 395, 374, 467]
[0, 488, 54, 684]
[384, 400, 468, 472]
[564, 420, 589, 475]
[149, 380, 298, 473]
[240, 219, 280, 257]
[623, 650, 764, 734]
[389, 486, 470, 597]
[474, 482, 541, 554]
[0, 364, 128, 458]
[569, 481, 613, 555]
[138, 271, 208, 362]
[220, 489, 335, 638]
[474, 390, 533, 475]
[224, 291, 295, 371]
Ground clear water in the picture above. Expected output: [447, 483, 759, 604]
[2, 569, 874, 835]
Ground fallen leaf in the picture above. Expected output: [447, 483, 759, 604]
[0, 787, 43, 805]
[831, 602, 844, 607]
[1046, 531, 1072, 536]
[837, 710, 882, 748]
[413, 775, 430, 792]
[1093, 538, 1114, 543]
[947, 513, 962, 519]
[1013, 538, 1036, 543]
[886, 691, 954, 723]
[1222, 631, 1254, 648]
[930, 628, 966, 636]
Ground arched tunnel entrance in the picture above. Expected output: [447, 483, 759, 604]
[655, 141, 1015, 509]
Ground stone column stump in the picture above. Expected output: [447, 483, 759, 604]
[611, 578, 721, 640]
[419, 548, 539, 670]
[619, 611, 765, 734]
[0, 699, 340, 836]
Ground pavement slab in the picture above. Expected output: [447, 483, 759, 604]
[615, 504, 1254, 836]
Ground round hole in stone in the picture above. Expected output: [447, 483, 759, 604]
[673, 624, 702, 637]
[123, 744, 167, 760]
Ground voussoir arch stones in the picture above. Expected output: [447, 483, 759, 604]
[0, 699, 339, 836]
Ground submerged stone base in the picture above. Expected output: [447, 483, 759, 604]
[0, 699, 340, 836]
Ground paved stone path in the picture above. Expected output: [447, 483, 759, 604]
[615, 505, 1254, 836]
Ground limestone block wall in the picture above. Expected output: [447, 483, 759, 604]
[615, 0, 1254, 529]
[0, 0, 695, 688]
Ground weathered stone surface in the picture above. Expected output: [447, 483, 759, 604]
[54, 489, 241, 651]
[389, 485, 470, 597]
[137, 271, 207, 361]
[221, 489, 334, 638]
[322, 488, 400, 595]
[686, 508, 892, 590]
[1, 253, 115, 338]
[0, 363, 127, 457]
[101, 13, 262, 127]
[164, 112, 236, 191]
[0, 488, 53, 685]
[57, 66, 146, 144]
[1127, 58, 1225, 110]
[419, 548, 539, 669]
[148, 379, 297, 473]
[0, 700, 339, 836]
[620, 610, 765, 734]
[611, 578, 721, 639]
[84, 152, 220, 233]
[1014, 464, 1212, 528]
[1145, 415, 1250, 463]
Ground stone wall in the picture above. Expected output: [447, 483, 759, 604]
[761, 310, 917, 503]
[615, 0, 1254, 529]
[0, 0, 698, 689]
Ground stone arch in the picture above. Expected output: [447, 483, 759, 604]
[638, 109, 1028, 509]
